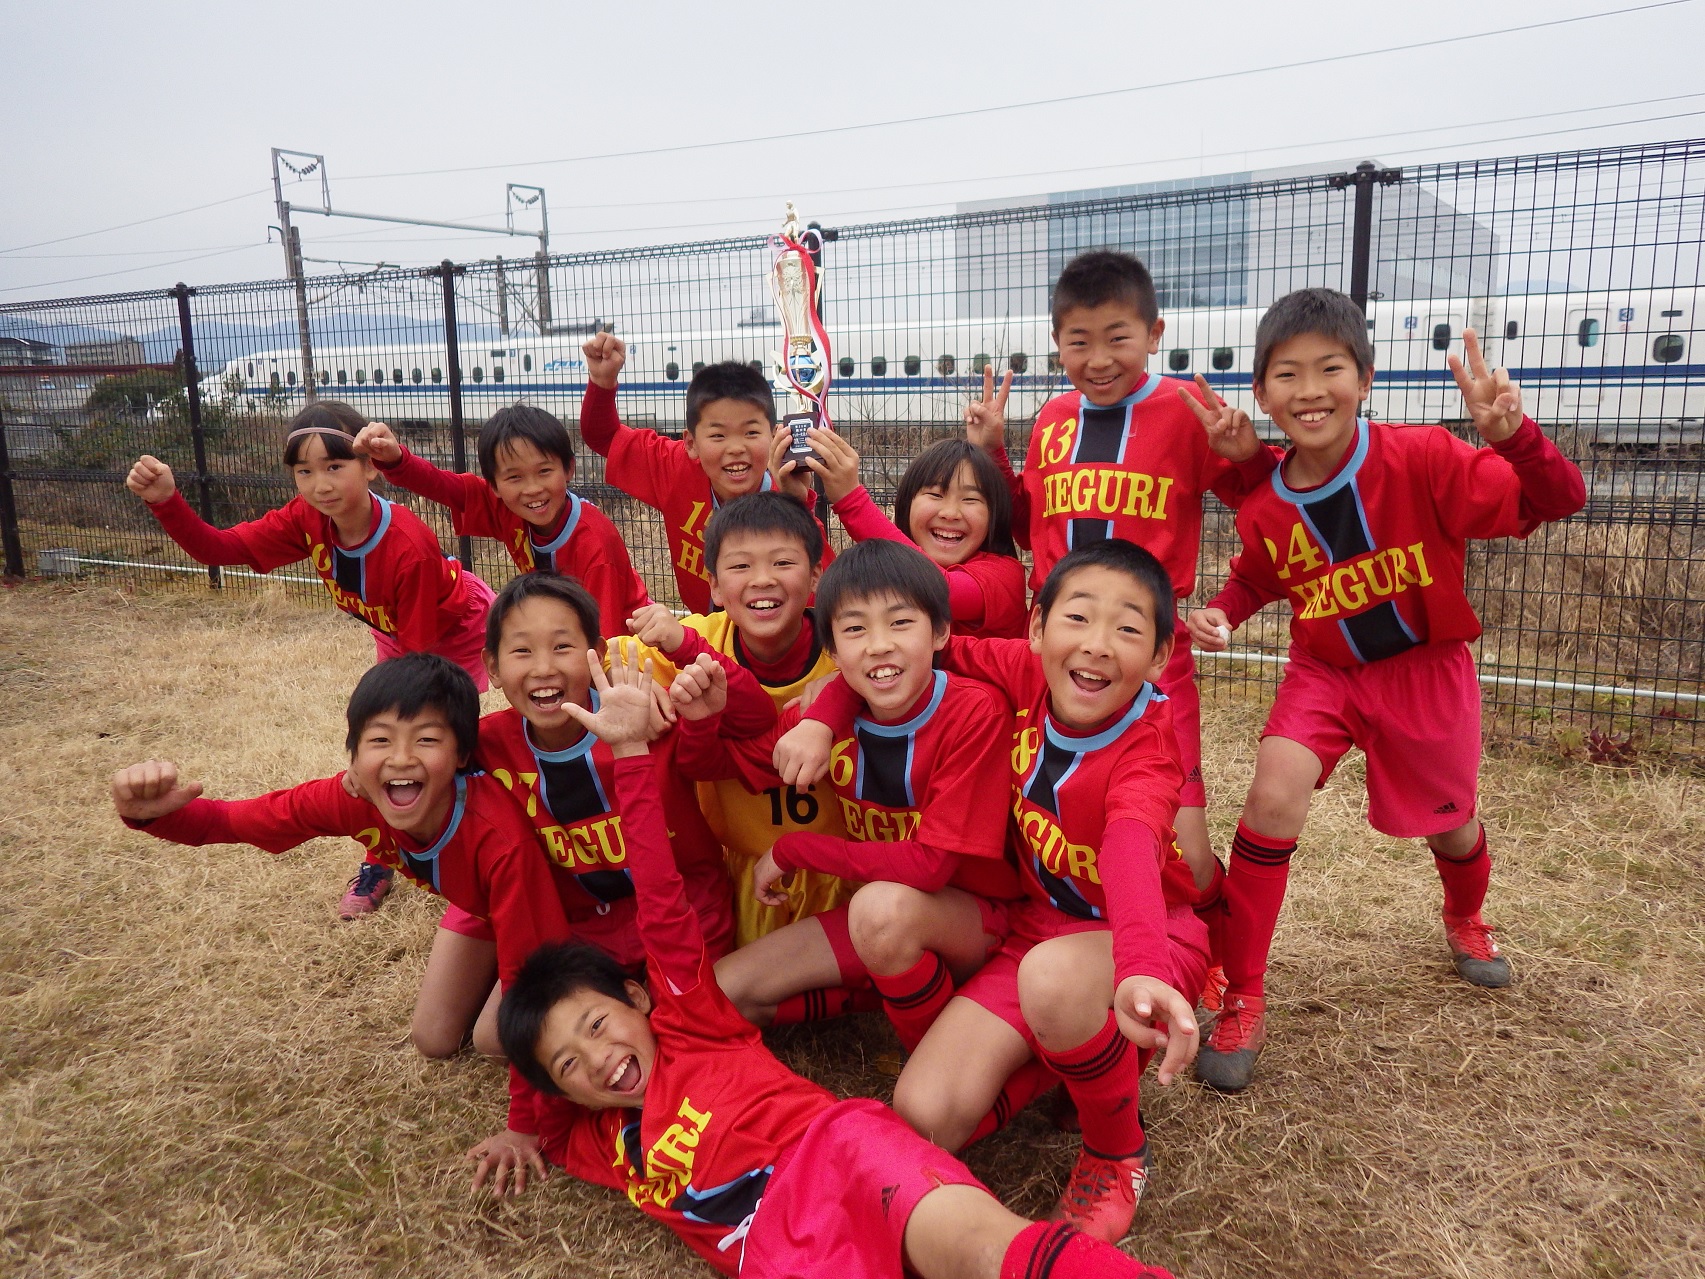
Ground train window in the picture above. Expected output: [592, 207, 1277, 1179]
[1168, 349, 1190, 372]
[319, 370, 330, 385]
[337, 369, 347, 384]
[1653, 334, 1685, 363]
[373, 368, 384, 384]
[1048, 352, 1064, 373]
[904, 355, 921, 376]
[1431, 324, 1452, 351]
[411, 368, 422, 384]
[937, 354, 956, 376]
[246, 362, 254, 377]
[749, 360, 764, 375]
[523, 354, 533, 372]
[1212, 348, 1234, 371]
[693, 361, 706, 376]
[1577, 318, 1601, 348]
[431, 367, 442, 383]
[871, 356, 888, 376]
[1505, 321, 1519, 341]
[1010, 352, 1028, 374]
[493, 366, 505, 383]
[355, 369, 366, 384]
[392, 368, 403, 384]
[839, 356, 855, 378]
[472, 366, 484, 383]
[1662, 309, 1683, 318]
[972, 353, 990, 374]
[665, 361, 680, 380]
[286, 371, 296, 386]
[269, 373, 281, 392]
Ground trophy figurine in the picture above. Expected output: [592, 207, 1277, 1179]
[771, 202, 832, 464]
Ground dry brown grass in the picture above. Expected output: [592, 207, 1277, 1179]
[1, 583, 1701, 1279]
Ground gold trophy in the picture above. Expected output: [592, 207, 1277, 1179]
[771, 202, 831, 463]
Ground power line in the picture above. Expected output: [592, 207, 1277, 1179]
[340, 1, 1693, 182]
[0, 245, 261, 296]
[0, 189, 270, 257]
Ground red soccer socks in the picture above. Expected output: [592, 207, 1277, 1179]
[770, 984, 881, 1027]
[1221, 822, 1296, 999]
[1433, 823, 1491, 920]
[870, 951, 954, 1053]
[962, 1057, 1056, 1149]
[1037, 1013, 1145, 1161]
[1001, 1220, 1175, 1279]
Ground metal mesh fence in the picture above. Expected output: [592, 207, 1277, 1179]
[3, 138, 1701, 752]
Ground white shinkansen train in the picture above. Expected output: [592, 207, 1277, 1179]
[203, 288, 1704, 445]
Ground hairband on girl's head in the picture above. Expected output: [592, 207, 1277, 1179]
[284, 424, 356, 445]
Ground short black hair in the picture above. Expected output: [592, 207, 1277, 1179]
[703, 491, 823, 578]
[685, 361, 776, 433]
[1253, 287, 1374, 385]
[344, 652, 480, 758]
[282, 400, 366, 466]
[1051, 250, 1159, 331]
[477, 404, 575, 484]
[1036, 538, 1176, 634]
[894, 439, 1017, 560]
[484, 570, 602, 654]
[813, 540, 949, 650]
[498, 942, 639, 1097]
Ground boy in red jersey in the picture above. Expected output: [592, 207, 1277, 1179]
[487, 651, 1182, 1279]
[127, 401, 496, 919]
[786, 540, 1206, 1244]
[1185, 288, 1586, 1092]
[109, 653, 572, 1142]
[966, 250, 1278, 943]
[578, 333, 831, 612]
[670, 540, 1018, 1054]
[352, 406, 650, 638]
[621, 492, 850, 950]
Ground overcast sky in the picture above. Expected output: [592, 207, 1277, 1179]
[4, 0, 1704, 303]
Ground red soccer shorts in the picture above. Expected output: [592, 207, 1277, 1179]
[1263, 639, 1481, 839]
[741, 1098, 987, 1278]
[815, 892, 1012, 988]
[1157, 634, 1206, 809]
[954, 898, 1210, 1042]
[372, 568, 496, 692]
[438, 901, 496, 942]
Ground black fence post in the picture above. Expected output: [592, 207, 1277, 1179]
[172, 282, 220, 589]
[0, 399, 22, 579]
[1330, 161, 1401, 313]
[437, 260, 474, 568]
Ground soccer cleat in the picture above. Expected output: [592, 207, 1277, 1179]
[1047, 1141, 1149, 1244]
[1444, 913, 1512, 988]
[338, 862, 394, 920]
[1194, 992, 1266, 1092]
[1196, 965, 1229, 1029]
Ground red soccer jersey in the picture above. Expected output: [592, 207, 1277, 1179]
[375, 447, 651, 639]
[475, 707, 736, 965]
[534, 758, 837, 1276]
[146, 490, 482, 652]
[685, 669, 1021, 900]
[829, 485, 1028, 639]
[1005, 378, 1278, 601]
[1207, 416, 1586, 667]
[579, 382, 832, 613]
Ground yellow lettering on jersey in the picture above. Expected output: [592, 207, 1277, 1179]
[1011, 723, 1041, 778]
[1284, 524, 1325, 579]
[1290, 541, 1435, 622]
[309, 541, 397, 634]
[828, 739, 856, 790]
[837, 796, 921, 843]
[676, 539, 707, 584]
[1039, 467, 1171, 521]
[1038, 416, 1079, 468]
[510, 527, 538, 570]
[627, 1096, 714, 1210]
[1014, 803, 1101, 886]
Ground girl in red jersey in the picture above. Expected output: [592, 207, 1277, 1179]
[772, 429, 1029, 639]
[784, 540, 1206, 1246]
[352, 406, 651, 638]
[126, 400, 497, 918]
[480, 650, 1180, 1279]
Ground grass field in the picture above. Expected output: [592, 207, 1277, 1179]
[1, 582, 1701, 1279]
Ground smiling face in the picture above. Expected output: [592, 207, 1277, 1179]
[906, 460, 990, 569]
[709, 529, 819, 663]
[490, 439, 571, 530]
[686, 397, 773, 502]
[1031, 565, 1172, 730]
[1254, 331, 1373, 479]
[485, 595, 601, 750]
[533, 981, 658, 1109]
[290, 434, 377, 529]
[1054, 301, 1165, 406]
[348, 707, 469, 842]
[827, 590, 949, 720]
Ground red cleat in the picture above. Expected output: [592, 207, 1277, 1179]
[338, 862, 393, 920]
[1047, 1142, 1149, 1243]
[1444, 913, 1512, 988]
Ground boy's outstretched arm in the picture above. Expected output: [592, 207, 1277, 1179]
[115, 764, 365, 854]
[356, 421, 485, 519]
[577, 333, 627, 457]
[111, 759, 203, 823]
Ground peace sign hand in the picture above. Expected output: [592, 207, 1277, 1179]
[1178, 374, 1261, 461]
[1449, 328, 1524, 444]
[964, 365, 1012, 454]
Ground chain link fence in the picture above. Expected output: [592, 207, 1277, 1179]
[4, 139, 1702, 752]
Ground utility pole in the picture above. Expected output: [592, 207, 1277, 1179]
[272, 148, 325, 400]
